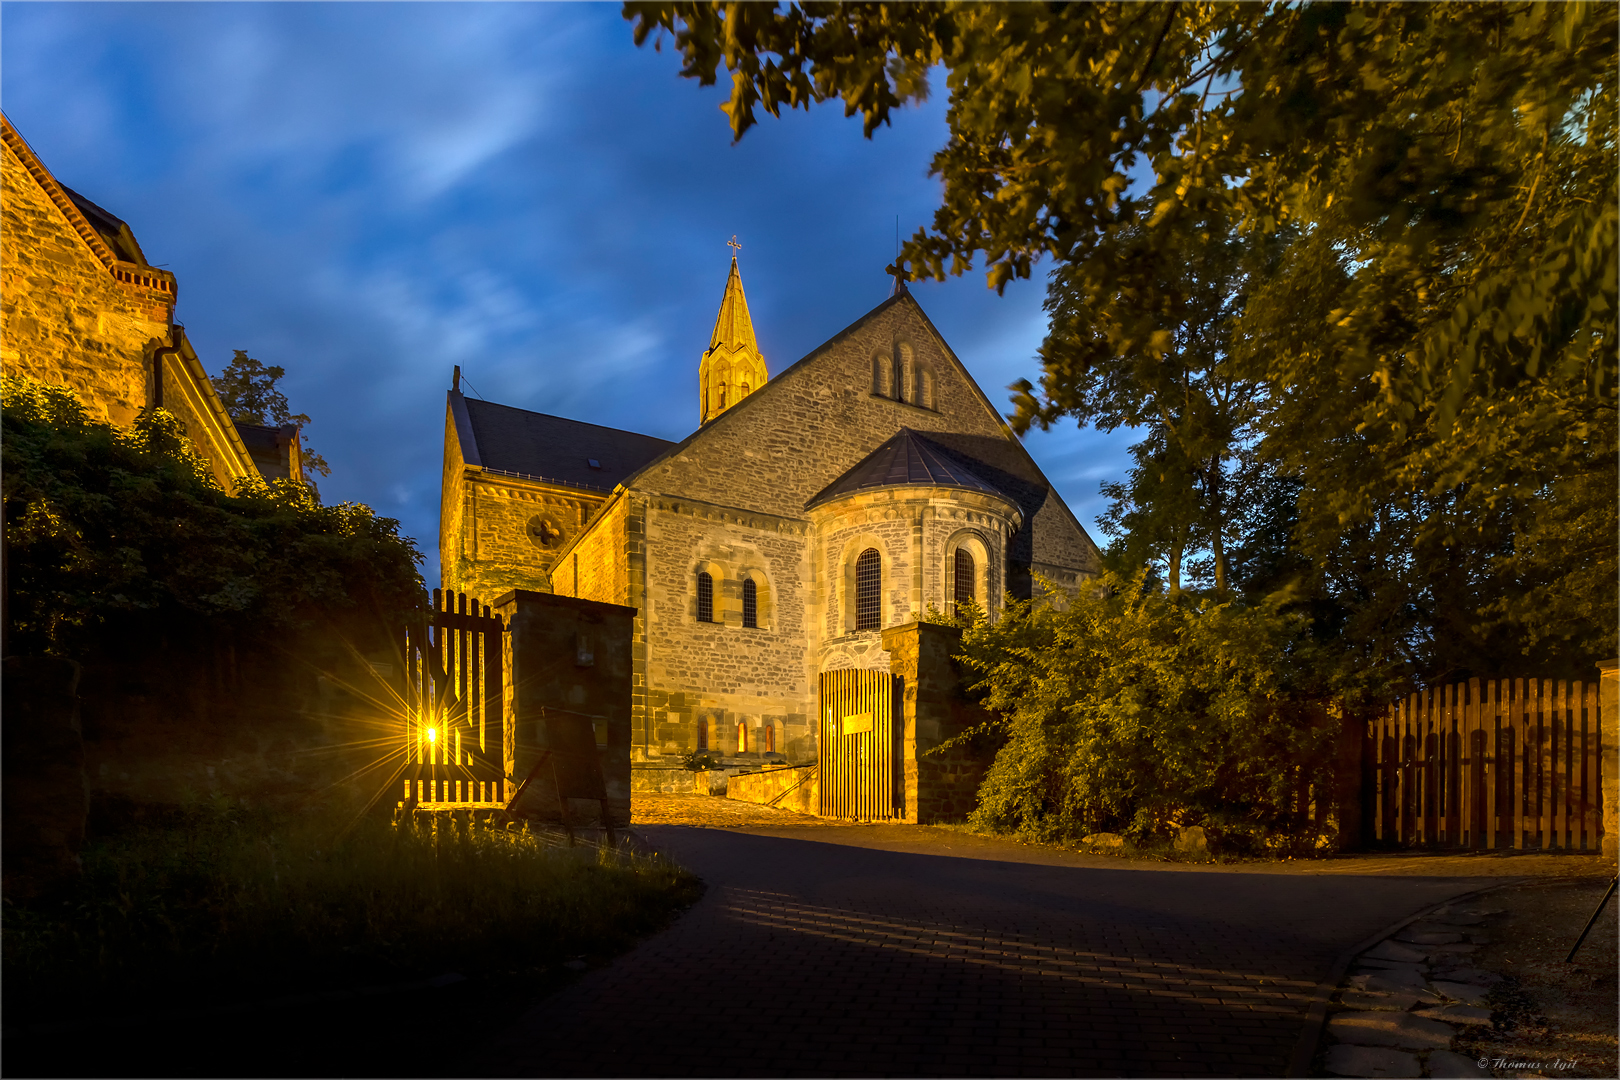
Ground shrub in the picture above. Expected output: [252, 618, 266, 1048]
[950, 570, 1340, 853]
[1, 374, 425, 659]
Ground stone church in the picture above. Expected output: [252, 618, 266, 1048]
[440, 254, 1100, 767]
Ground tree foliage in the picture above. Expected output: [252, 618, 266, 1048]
[950, 571, 1339, 851]
[627, 0, 1618, 681]
[215, 350, 332, 483]
[2, 376, 424, 659]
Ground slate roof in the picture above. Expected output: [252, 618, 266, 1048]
[59, 184, 148, 265]
[460, 395, 675, 491]
[806, 428, 1012, 508]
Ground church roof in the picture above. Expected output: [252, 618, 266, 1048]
[806, 428, 1011, 508]
[458, 395, 674, 491]
[707, 256, 757, 355]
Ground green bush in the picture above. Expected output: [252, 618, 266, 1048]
[950, 570, 1340, 854]
[1, 802, 701, 1019]
[1, 374, 425, 658]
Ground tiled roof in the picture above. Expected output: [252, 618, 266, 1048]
[461, 396, 674, 491]
[806, 428, 1011, 508]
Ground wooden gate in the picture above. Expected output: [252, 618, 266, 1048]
[1366, 677, 1605, 850]
[400, 588, 507, 809]
[818, 668, 904, 821]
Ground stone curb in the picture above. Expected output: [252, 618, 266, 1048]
[1285, 878, 1524, 1078]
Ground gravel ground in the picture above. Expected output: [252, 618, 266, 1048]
[1453, 875, 1619, 1079]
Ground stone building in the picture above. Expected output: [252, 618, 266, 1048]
[1, 114, 298, 488]
[439, 255, 1101, 768]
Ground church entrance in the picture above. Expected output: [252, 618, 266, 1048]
[818, 669, 904, 821]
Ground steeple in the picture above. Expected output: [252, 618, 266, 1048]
[699, 244, 768, 425]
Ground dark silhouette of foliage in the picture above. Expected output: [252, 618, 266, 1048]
[628, 1, 1618, 684]
[2, 376, 424, 659]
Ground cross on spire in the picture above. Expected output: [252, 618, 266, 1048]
[728, 235, 742, 259]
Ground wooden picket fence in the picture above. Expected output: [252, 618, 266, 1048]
[1366, 677, 1605, 850]
[399, 588, 507, 810]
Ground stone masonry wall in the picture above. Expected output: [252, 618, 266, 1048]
[460, 476, 601, 603]
[625, 293, 1099, 588]
[567, 494, 632, 606]
[1, 131, 171, 427]
[883, 621, 994, 824]
[440, 406, 610, 602]
[640, 497, 815, 761]
[494, 590, 635, 829]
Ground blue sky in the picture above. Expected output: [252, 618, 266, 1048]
[3, 2, 1134, 583]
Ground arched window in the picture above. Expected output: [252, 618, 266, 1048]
[873, 354, 891, 397]
[766, 724, 775, 753]
[920, 368, 935, 410]
[737, 722, 747, 753]
[697, 717, 709, 750]
[954, 548, 976, 619]
[855, 548, 882, 631]
[717, 382, 728, 409]
[742, 578, 758, 628]
[900, 344, 916, 404]
[696, 571, 714, 622]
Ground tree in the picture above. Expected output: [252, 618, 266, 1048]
[1029, 220, 1266, 595]
[2, 375, 423, 659]
[215, 350, 332, 486]
[626, 1, 1618, 678]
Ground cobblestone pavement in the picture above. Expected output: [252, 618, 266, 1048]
[467, 801, 1566, 1078]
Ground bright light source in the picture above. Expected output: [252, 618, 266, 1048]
[426, 727, 437, 743]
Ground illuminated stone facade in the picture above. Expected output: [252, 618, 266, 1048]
[1, 116, 265, 490]
[441, 264, 1101, 773]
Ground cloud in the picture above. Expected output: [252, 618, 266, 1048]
[1, 3, 1136, 582]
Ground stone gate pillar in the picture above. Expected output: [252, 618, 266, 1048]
[493, 589, 635, 828]
[882, 621, 993, 824]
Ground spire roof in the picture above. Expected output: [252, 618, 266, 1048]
[708, 256, 758, 354]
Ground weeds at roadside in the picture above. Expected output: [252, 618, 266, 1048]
[2, 801, 702, 1024]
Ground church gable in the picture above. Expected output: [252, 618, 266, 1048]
[621, 291, 1098, 578]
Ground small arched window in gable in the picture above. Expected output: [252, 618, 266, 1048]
[920, 368, 935, 410]
[696, 571, 714, 623]
[954, 548, 976, 619]
[855, 548, 882, 631]
[742, 578, 758, 628]
[873, 353, 891, 397]
[899, 343, 916, 404]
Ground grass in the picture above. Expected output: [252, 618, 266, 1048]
[2, 799, 703, 1025]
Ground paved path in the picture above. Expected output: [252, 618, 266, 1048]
[472, 816, 1514, 1077]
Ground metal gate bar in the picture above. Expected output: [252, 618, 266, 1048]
[818, 668, 902, 821]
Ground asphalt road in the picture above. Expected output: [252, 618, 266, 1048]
[472, 824, 1500, 1077]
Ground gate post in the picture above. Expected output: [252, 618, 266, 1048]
[492, 590, 635, 829]
[1600, 659, 1617, 861]
[881, 621, 991, 825]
